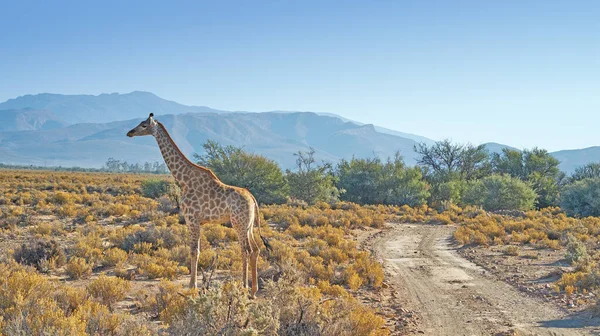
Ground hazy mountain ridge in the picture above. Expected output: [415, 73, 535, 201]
[0, 92, 597, 173]
[0, 112, 421, 169]
[0, 91, 222, 124]
[0, 108, 67, 131]
[314, 112, 434, 145]
[0, 92, 432, 144]
[552, 146, 600, 174]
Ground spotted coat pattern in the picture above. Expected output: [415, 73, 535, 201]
[127, 115, 262, 295]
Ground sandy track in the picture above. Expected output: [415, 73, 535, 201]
[371, 223, 594, 336]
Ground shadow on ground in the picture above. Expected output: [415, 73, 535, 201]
[539, 311, 600, 329]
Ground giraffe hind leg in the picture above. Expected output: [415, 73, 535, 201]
[249, 239, 259, 297]
[241, 245, 249, 289]
[232, 210, 255, 294]
[234, 217, 250, 289]
[248, 217, 261, 297]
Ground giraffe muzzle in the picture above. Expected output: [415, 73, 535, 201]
[126, 130, 134, 137]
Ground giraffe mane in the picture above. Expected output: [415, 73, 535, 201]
[156, 121, 220, 181]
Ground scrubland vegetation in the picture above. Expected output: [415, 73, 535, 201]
[0, 170, 391, 335]
[192, 140, 600, 312]
[2, 138, 600, 333]
[192, 138, 600, 314]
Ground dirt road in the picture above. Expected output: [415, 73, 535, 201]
[370, 223, 597, 336]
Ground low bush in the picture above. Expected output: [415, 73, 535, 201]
[140, 179, 171, 199]
[119, 225, 183, 252]
[0, 263, 84, 335]
[135, 255, 187, 280]
[74, 300, 122, 335]
[504, 245, 519, 256]
[13, 239, 66, 272]
[87, 274, 131, 310]
[103, 248, 128, 267]
[66, 257, 93, 280]
[565, 234, 588, 265]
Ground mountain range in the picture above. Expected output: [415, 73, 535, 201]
[0, 91, 597, 173]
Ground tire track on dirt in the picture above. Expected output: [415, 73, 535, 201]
[371, 223, 593, 336]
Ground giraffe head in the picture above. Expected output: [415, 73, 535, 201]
[127, 113, 158, 137]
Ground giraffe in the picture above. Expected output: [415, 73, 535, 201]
[126, 113, 270, 296]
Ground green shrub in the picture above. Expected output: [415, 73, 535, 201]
[565, 234, 588, 265]
[462, 174, 536, 211]
[141, 179, 170, 199]
[561, 178, 600, 217]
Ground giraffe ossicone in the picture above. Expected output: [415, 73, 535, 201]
[127, 113, 270, 296]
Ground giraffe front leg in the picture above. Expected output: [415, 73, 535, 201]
[189, 222, 200, 290]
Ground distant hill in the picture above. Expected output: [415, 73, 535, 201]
[0, 91, 222, 124]
[0, 92, 436, 143]
[316, 112, 434, 145]
[551, 147, 600, 174]
[0, 112, 421, 169]
[0, 108, 67, 131]
[0, 91, 597, 173]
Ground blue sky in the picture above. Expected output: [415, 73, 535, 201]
[1, 0, 598, 151]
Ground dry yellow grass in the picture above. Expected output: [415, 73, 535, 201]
[0, 169, 391, 335]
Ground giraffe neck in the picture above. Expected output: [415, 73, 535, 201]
[154, 122, 217, 190]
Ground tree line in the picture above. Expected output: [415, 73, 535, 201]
[193, 139, 600, 218]
[103, 158, 168, 174]
[0, 163, 103, 172]
[0, 160, 169, 175]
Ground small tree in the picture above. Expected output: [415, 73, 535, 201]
[379, 154, 429, 207]
[430, 180, 467, 207]
[194, 140, 289, 204]
[414, 139, 490, 207]
[335, 153, 429, 207]
[462, 174, 537, 211]
[491, 148, 562, 208]
[286, 148, 339, 204]
[414, 139, 490, 181]
[560, 178, 600, 217]
[335, 157, 383, 205]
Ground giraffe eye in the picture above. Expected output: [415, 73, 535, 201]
[142, 125, 147, 128]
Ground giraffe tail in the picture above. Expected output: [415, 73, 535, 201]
[254, 200, 273, 253]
